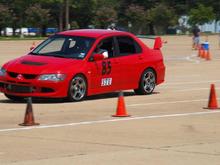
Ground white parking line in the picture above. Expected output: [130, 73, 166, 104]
[0, 110, 220, 133]
[185, 56, 200, 64]
[165, 80, 220, 85]
[175, 87, 220, 92]
[127, 98, 216, 107]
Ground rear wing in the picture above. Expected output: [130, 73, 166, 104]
[144, 36, 162, 50]
[153, 37, 162, 50]
[137, 35, 165, 50]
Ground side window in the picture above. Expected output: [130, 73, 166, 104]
[117, 36, 142, 56]
[94, 37, 114, 58]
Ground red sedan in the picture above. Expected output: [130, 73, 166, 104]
[0, 29, 165, 101]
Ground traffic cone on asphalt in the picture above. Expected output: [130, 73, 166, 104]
[112, 91, 130, 117]
[205, 50, 211, 61]
[198, 47, 202, 57]
[203, 50, 208, 59]
[200, 48, 205, 58]
[204, 84, 219, 110]
[19, 97, 39, 126]
[30, 42, 36, 50]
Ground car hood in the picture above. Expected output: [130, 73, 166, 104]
[3, 55, 83, 74]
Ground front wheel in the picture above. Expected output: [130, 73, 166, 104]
[67, 75, 87, 102]
[134, 69, 156, 95]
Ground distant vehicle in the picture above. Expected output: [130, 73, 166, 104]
[28, 28, 58, 36]
[46, 28, 58, 34]
[0, 29, 165, 101]
[15, 28, 29, 36]
[28, 28, 39, 36]
[1, 27, 58, 36]
[1, 27, 13, 36]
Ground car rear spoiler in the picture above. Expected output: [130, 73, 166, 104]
[153, 37, 162, 50]
[145, 36, 162, 50]
[137, 35, 164, 50]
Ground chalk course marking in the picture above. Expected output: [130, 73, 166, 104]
[165, 80, 220, 85]
[127, 98, 219, 107]
[0, 110, 220, 133]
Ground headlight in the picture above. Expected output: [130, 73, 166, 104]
[0, 67, 6, 77]
[38, 74, 66, 81]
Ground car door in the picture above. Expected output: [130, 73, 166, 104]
[87, 37, 122, 94]
[114, 36, 143, 89]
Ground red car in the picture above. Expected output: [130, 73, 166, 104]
[0, 29, 165, 101]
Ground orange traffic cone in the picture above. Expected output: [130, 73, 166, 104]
[30, 42, 36, 50]
[205, 50, 211, 61]
[203, 50, 207, 59]
[112, 91, 130, 117]
[198, 47, 202, 57]
[200, 48, 205, 58]
[204, 84, 219, 110]
[19, 97, 39, 126]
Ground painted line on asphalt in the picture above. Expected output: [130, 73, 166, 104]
[0, 110, 220, 133]
[165, 80, 220, 85]
[175, 87, 220, 92]
[185, 56, 200, 64]
[127, 98, 220, 107]
[157, 86, 220, 92]
[170, 74, 201, 78]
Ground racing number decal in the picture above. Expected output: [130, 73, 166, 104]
[102, 61, 111, 75]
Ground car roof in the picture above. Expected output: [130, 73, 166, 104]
[57, 29, 131, 38]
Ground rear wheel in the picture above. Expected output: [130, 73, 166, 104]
[67, 75, 87, 102]
[134, 68, 156, 95]
[4, 94, 25, 101]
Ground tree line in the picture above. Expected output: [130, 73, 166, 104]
[0, 0, 219, 36]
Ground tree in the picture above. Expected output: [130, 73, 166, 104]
[25, 4, 50, 36]
[148, 3, 177, 34]
[0, 4, 12, 36]
[188, 4, 215, 25]
[71, 0, 97, 28]
[0, 0, 37, 36]
[124, 4, 147, 34]
[40, 0, 64, 31]
[92, 1, 118, 29]
[64, 0, 70, 30]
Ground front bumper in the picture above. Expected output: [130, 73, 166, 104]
[0, 76, 69, 98]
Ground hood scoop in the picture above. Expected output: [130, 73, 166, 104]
[21, 60, 46, 66]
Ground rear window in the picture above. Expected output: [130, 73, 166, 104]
[117, 36, 142, 56]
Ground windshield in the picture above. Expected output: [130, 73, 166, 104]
[31, 35, 95, 59]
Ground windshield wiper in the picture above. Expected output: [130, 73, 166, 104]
[30, 52, 45, 56]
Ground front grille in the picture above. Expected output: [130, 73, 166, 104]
[6, 84, 32, 93]
[8, 72, 18, 78]
[17, 82, 30, 85]
[0, 82, 4, 88]
[23, 74, 37, 79]
[41, 87, 54, 93]
[7, 72, 38, 79]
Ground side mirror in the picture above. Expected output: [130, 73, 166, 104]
[93, 53, 104, 61]
[153, 37, 162, 50]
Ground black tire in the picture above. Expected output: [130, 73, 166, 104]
[4, 94, 25, 101]
[67, 75, 87, 102]
[134, 68, 156, 95]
